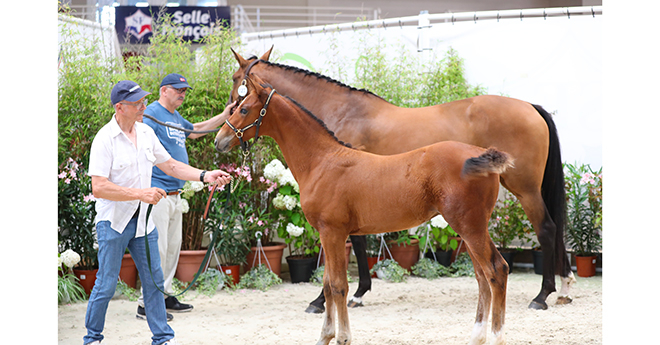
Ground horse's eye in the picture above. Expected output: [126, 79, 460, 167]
[240, 108, 248, 115]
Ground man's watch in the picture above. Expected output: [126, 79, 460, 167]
[200, 170, 206, 182]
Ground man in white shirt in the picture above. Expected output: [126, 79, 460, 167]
[83, 80, 231, 345]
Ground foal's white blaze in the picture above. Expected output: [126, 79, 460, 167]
[469, 321, 487, 345]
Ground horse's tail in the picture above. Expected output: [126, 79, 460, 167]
[462, 148, 514, 177]
[532, 104, 568, 275]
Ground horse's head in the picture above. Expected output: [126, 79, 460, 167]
[228, 46, 273, 113]
[215, 74, 273, 153]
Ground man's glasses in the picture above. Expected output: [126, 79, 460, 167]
[168, 86, 188, 94]
[119, 99, 148, 109]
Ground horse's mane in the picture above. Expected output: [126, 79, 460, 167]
[253, 58, 385, 101]
[280, 94, 353, 149]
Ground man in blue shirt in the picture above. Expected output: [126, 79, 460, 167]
[137, 73, 235, 320]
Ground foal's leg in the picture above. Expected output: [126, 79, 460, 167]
[348, 235, 371, 307]
[316, 235, 352, 345]
[461, 234, 508, 345]
[465, 245, 492, 345]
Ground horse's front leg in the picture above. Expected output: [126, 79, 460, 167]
[316, 234, 352, 345]
[466, 246, 491, 345]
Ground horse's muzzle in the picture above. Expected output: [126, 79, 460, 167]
[214, 134, 234, 153]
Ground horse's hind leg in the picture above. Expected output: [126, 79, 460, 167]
[465, 245, 491, 345]
[460, 234, 508, 345]
[306, 289, 326, 314]
[348, 235, 371, 308]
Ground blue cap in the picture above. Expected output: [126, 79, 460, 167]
[160, 73, 192, 89]
[111, 80, 151, 105]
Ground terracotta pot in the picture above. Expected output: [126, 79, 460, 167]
[319, 242, 353, 267]
[387, 239, 420, 272]
[367, 256, 383, 278]
[575, 254, 597, 277]
[73, 268, 98, 296]
[175, 250, 209, 283]
[219, 264, 240, 286]
[119, 253, 138, 289]
[244, 242, 286, 277]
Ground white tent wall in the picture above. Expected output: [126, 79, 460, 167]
[239, 7, 602, 168]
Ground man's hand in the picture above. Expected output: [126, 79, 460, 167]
[203, 170, 232, 187]
[140, 187, 167, 205]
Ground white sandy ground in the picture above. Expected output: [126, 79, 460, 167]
[58, 266, 601, 345]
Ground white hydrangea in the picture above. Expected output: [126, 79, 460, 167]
[180, 199, 190, 214]
[272, 194, 287, 210]
[60, 249, 81, 269]
[272, 194, 299, 211]
[57, 254, 63, 268]
[430, 215, 448, 229]
[279, 168, 299, 192]
[286, 223, 305, 237]
[264, 159, 286, 182]
[189, 181, 204, 192]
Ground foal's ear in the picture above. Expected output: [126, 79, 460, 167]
[231, 47, 248, 68]
[260, 45, 274, 61]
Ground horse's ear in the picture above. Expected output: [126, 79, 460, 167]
[231, 47, 248, 68]
[260, 45, 274, 61]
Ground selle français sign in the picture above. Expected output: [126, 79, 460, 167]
[115, 6, 231, 44]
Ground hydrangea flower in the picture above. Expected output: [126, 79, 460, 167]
[430, 215, 448, 229]
[286, 223, 304, 237]
[60, 249, 81, 269]
[264, 159, 286, 182]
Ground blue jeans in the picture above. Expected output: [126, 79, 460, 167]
[83, 218, 174, 345]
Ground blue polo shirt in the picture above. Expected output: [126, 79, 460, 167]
[143, 101, 194, 192]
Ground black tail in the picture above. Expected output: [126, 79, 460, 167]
[532, 104, 568, 275]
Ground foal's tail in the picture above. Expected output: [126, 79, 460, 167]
[461, 148, 514, 177]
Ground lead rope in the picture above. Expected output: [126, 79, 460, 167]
[144, 181, 232, 297]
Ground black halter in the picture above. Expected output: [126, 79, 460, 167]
[224, 87, 276, 154]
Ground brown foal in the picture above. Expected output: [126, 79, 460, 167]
[215, 75, 513, 345]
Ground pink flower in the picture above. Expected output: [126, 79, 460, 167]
[248, 215, 255, 223]
[64, 178, 71, 184]
[58, 172, 67, 179]
[257, 220, 264, 226]
[83, 194, 95, 202]
[239, 202, 247, 209]
[259, 176, 265, 183]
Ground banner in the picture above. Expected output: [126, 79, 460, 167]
[115, 6, 230, 44]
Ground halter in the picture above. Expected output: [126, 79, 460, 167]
[224, 87, 276, 155]
[233, 58, 263, 103]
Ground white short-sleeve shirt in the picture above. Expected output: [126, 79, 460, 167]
[88, 114, 171, 237]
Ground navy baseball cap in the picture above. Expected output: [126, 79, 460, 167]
[160, 73, 193, 89]
[111, 80, 151, 105]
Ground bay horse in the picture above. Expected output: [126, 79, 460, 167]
[228, 47, 575, 311]
[215, 74, 512, 345]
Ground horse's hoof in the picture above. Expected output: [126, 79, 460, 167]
[347, 300, 363, 308]
[305, 304, 325, 314]
[556, 296, 573, 305]
[528, 300, 548, 310]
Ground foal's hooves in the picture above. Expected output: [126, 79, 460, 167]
[347, 300, 364, 308]
[305, 304, 325, 314]
[528, 300, 548, 310]
[556, 296, 573, 305]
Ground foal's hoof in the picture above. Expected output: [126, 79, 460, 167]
[528, 300, 548, 310]
[556, 296, 573, 305]
[347, 300, 363, 308]
[305, 304, 325, 314]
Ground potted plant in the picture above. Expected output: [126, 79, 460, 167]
[58, 249, 87, 304]
[418, 215, 458, 267]
[411, 257, 450, 280]
[565, 163, 602, 277]
[264, 159, 322, 283]
[488, 189, 533, 273]
[384, 229, 420, 272]
[58, 158, 98, 295]
[234, 264, 283, 291]
[369, 259, 410, 282]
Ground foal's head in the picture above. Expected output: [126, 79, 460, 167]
[228, 46, 273, 113]
[215, 74, 272, 153]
